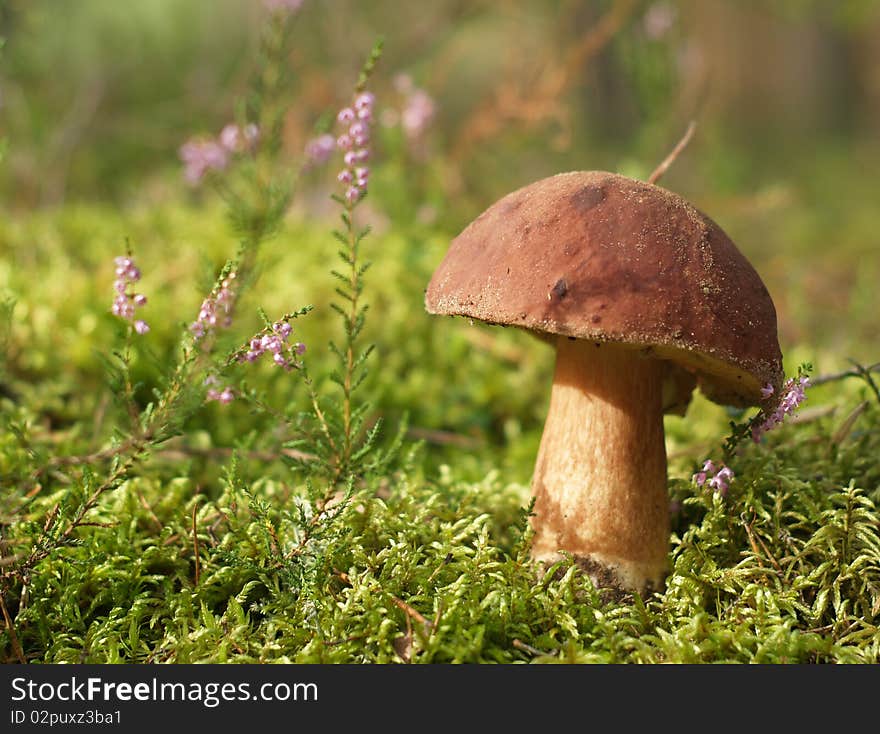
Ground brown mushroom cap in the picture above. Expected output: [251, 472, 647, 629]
[425, 171, 783, 407]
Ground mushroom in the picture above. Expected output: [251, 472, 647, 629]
[425, 171, 783, 595]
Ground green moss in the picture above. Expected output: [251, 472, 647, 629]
[1, 202, 879, 664]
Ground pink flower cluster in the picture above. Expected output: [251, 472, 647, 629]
[401, 89, 436, 140]
[204, 374, 234, 405]
[240, 319, 305, 371]
[179, 123, 259, 185]
[304, 133, 336, 167]
[336, 91, 375, 204]
[111, 256, 149, 334]
[693, 460, 734, 496]
[191, 271, 237, 340]
[393, 74, 436, 141]
[751, 376, 810, 442]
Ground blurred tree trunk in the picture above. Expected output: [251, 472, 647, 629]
[682, 0, 858, 138]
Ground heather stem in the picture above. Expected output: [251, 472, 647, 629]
[302, 367, 339, 463]
[120, 330, 141, 431]
[342, 203, 358, 468]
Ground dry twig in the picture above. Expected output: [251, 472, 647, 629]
[450, 0, 637, 163]
[648, 121, 697, 185]
[832, 401, 869, 445]
[192, 501, 201, 587]
[0, 592, 25, 664]
[811, 361, 880, 386]
[512, 638, 549, 657]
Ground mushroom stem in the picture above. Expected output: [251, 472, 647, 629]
[530, 337, 669, 594]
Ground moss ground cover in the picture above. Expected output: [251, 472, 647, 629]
[1, 198, 878, 664]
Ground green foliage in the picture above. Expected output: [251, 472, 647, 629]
[3, 380, 879, 663]
[2, 174, 879, 664]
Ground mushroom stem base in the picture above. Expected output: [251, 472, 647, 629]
[530, 338, 670, 595]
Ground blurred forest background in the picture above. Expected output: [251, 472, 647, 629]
[1, 0, 878, 381]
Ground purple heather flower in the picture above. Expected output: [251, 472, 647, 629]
[179, 140, 229, 185]
[114, 257, 141, 281]
[343, 151, 359, 168]
[354, 92, 375, 112]
[112, 296, 134, 320]
[197, 141, 227, 169]
[219, 124, 240, 152]
[261, 334, 283, 353]
[401, 89, 436, 139]
[708, 466, 734, 495]
[206, 386, 235, 404]
[760, 383, 775, 399]
[239, 318, 304, 371]
[693, 459, 733, 496]
[304, 133, 336, 166]
[355, 105, 372, 122]
[204, 374, 235, 405]
[111, 255, 149, 333]
[349, 121, 369, 139]
[191, 272, 237, 341]
[335, 89, 375, 204]
[388, 76, 436, 153]
[751, 375, 810, 442]
[180, 124, 257, 184]
[345, 185, 362, 203]
[219, 123, 259, 153]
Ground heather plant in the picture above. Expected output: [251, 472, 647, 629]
[692, 364, 813, 498]
[0, 5, 393, 660]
